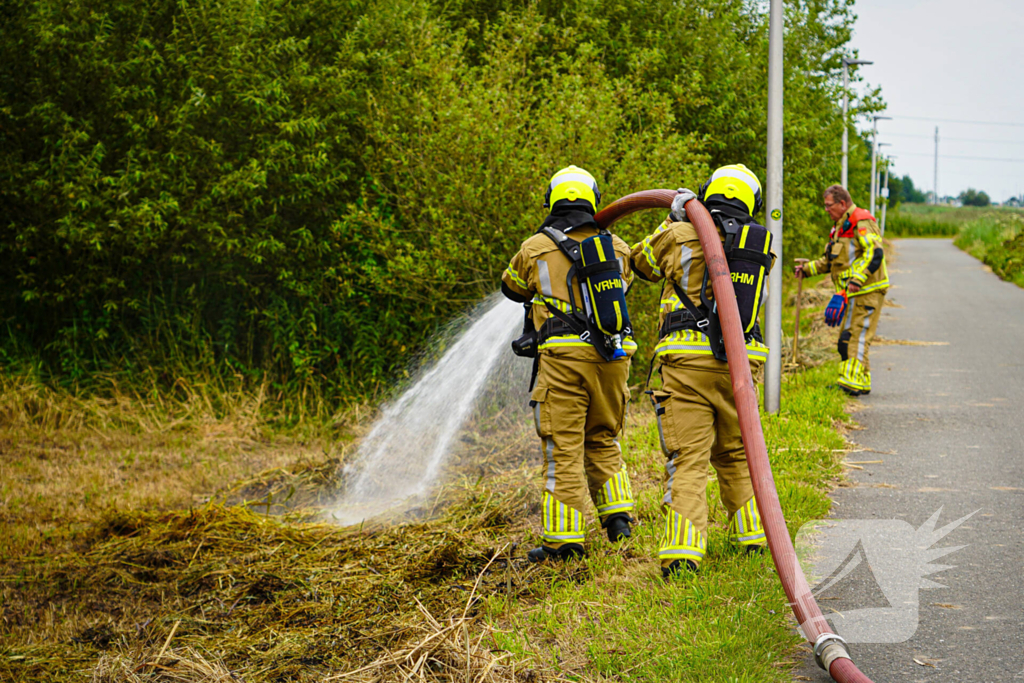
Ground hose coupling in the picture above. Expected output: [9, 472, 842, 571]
[813, 633, 852, 672]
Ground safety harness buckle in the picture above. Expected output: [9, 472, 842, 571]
[579, 329, 591, 342]
[696, 318, 710, 330]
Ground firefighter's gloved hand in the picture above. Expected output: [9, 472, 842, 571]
[669, 188, 698, 222]
[824, 292, 848, 327]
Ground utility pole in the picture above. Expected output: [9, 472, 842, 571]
[841, 57, 872, 188]
[764, 0, 783, 414]
[870, 116, 891, 215]
[933, 126, 940, 205]
[880, 157, 891, 236]
[875, 142, 891, 216]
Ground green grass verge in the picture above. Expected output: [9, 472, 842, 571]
[954, 213, 1024, 288]
[481, 363, 848, 682]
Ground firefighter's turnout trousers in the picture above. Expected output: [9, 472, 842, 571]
[649, 357, 765, 567]
[530, 354, 634, 549]
[837, 289, 885, 394]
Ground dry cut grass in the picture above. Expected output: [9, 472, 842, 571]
[0, 374, 358, 562]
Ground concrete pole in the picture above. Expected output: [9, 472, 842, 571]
[869, 116, 891, 214]
[870, 120, 878, 215]
[840, 58, 871, 189]
[764, 0, 784, 414]
[880, 159, 890, 235]
[841, 62, 849, 188]
[934, 126, 940, 205]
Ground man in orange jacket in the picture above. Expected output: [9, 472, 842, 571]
[796, 184, 889, 396]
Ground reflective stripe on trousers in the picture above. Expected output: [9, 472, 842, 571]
[659, 510, 707, 563]
[594, 467, 634, 516]
[729, 496, 766, 546]
[542, 491, 586, 543]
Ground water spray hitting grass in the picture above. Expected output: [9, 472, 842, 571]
[332, 295, 530, 526]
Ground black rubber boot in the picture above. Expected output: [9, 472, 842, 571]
[604, 513, 632, 543]
[527, 543, 585, 563]
[662, 559, 699, 579]
[745, 544, 766, 555]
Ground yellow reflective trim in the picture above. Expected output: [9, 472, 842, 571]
[750, 267, 766, 335]
[643, 241, 662, 277]
[655, 330, 768, 359]
[540, 335, 637, 351]
[850, 280, 889, 296]
[505, 265, 527, 289]
[659, 512, 707, 561]
[596, 468, 635, 515]
[542, 492, 586, 542]
[532, 295, 575, 314]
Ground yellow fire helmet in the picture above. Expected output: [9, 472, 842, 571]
[543, 165, 602, 210]
[698, 164, 763, 216]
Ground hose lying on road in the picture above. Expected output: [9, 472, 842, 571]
[595, 190, 873, 683]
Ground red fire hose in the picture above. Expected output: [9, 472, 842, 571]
[595, 190, 873, 683]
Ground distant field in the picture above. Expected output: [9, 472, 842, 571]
[885, 203, 1024, 238]
[898, 202, 1023, 224]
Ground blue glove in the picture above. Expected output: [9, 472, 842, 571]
[824, 292, 848, 327]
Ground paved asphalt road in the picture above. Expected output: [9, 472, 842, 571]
[796, 239, 1024, 683]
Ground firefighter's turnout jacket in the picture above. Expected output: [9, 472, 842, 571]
[630, 218, 767, 568]
[501, 224, 636, 550]
[804, 204, 889, 296]
[804, 205, 888, 394]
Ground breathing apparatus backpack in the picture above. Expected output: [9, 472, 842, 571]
[662, 213, 774, 362]
[511, 226, 632, 364]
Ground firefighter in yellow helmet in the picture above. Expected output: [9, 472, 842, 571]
[630, 164, 773, 577]
[501, 165, 637, 562]
[795, 184, 889, 396]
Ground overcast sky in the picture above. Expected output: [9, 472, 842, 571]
[847, 0, 1024, 202]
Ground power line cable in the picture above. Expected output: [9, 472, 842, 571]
[889, 151, 1024, 163]
[884, 132, 1024, 145]
[891, 115, 1024, 128]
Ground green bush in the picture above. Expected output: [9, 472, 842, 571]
[0, 0, 882, 402]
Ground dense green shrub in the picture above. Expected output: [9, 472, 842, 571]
[0, 0, 882, 401]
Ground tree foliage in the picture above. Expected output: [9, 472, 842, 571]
[959, 188, 991, 207]
[898, 174, 928, 204]
[0, 0, 882, 399]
